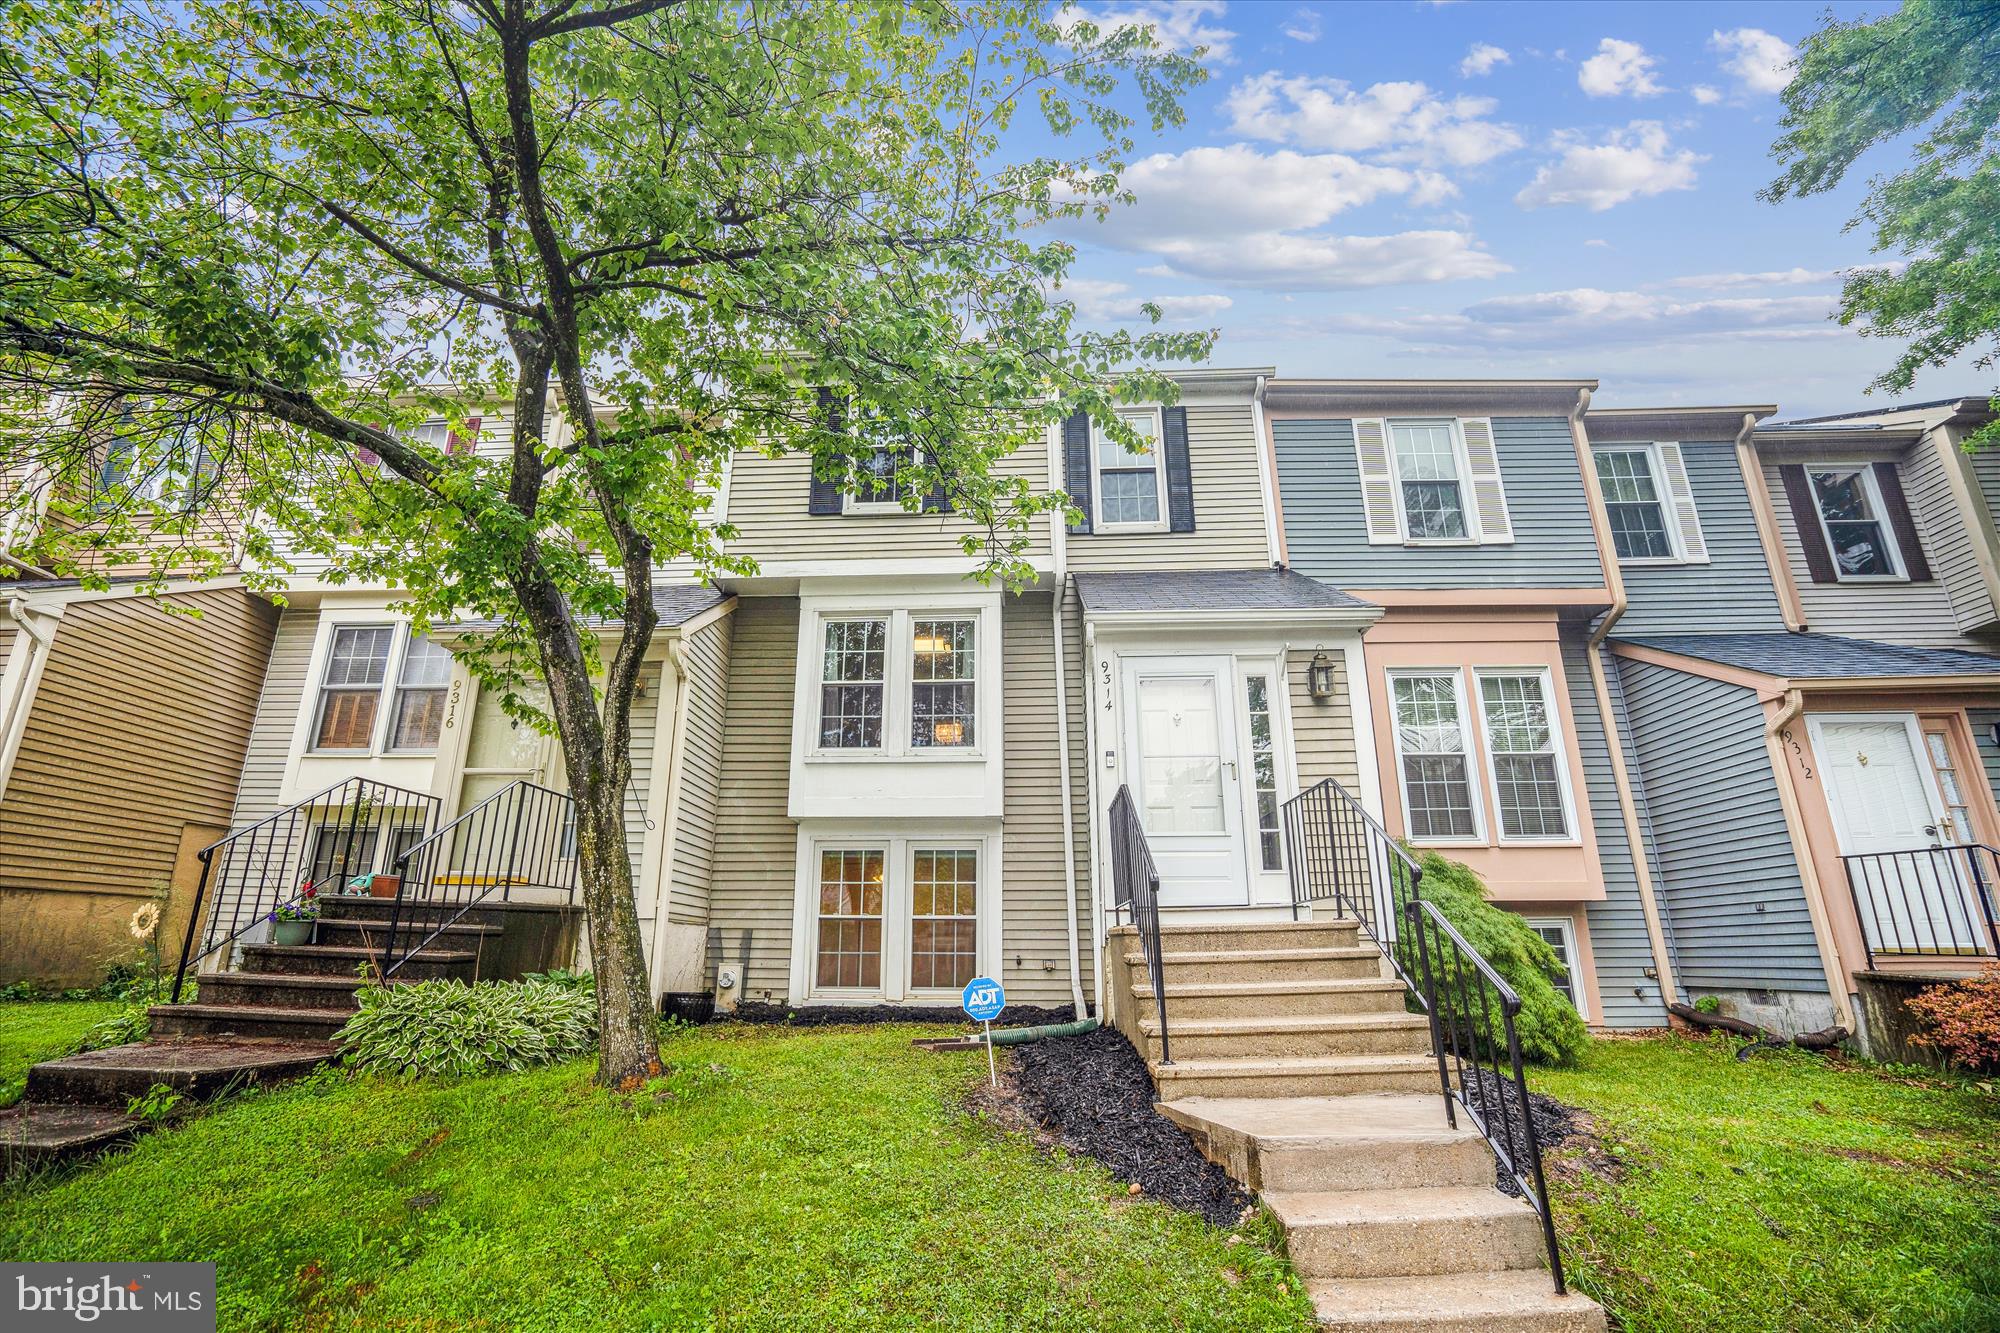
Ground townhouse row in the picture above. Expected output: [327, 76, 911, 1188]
[4, 374, 1999, 1054]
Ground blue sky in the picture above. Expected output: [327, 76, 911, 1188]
[1048, 1, 1986, 418]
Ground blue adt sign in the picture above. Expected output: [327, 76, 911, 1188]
[961, 976, 1005, 1023]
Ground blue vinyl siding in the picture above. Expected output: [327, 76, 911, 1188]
[1274, 416, 1604, 588]
[1561, 632, 1671, 1027]
[1614, 439, 1788, 635]
[1615, 658, 1826, 994]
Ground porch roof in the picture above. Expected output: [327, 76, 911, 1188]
[1073, 567, 1374, 616]
[453, 582, 726, 633]
[1611, 631, 2000, 681]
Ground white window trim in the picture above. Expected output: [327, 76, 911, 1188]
[1594, 443, 1685, 566]
[1525, 915, 1587, 1020]
[1089, 406, 1169, 534]
[791, 827, 1002, 1004]
[840, 443, 921, 515]
[1387, 667, 1486, 845]
[304, 620, 450, 758]
[1387, 417, 1480, 546]
[806, 605, 989, 761]
[1807, 461, 1907, 584]
[1473, 667, 1581, 848]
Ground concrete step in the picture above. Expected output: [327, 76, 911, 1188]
[24, 1038, 336, 1107]
[1130, 946, 1387, 986]
[1158, 1094, 1493, 1193]
[0, 1104, 140, 1176]
[148, 1002, 352, 1042]
[1112, 919, 1362, 954]
[316, 896, 549, 928]
[1309, 1270, 1605, 1332]
[1151, 1054, 1439, 1100]
[1266, 1187, 1549, 1279]
[313, 918, 499, 950]
[1136, 1012, 1432, 1062]
[1131, 976, 1410, 1021]
[195, 971, 399, 1011]
[237, 943, 477, 980]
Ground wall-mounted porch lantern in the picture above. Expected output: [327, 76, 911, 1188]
[1307, 649, 1338, 701]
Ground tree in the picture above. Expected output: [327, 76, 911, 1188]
[0, 0, 1212, 1085]
[1763, 0, 2000, 441]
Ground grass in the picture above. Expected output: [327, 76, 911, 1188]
[0, 1020, 1313, 1332]
[1534, 1034, 2000, 1333]
[0, 998, 123, 1107]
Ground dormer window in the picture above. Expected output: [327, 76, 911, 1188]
[1591, 443, 1707, 564]
[1353, 416, 1513, 546]
[1808, 465, 1899, 579]
[1390, 419, 1469, 541]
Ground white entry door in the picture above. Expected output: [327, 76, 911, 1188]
[1122, 656, 1250, 908]
[1811, 714, 1982, 953]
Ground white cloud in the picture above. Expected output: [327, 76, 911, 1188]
[1054, 1, 1235, 63]
[1514, 122, 1703, 212]
[1578, 38, 1666, 98]
[1584, 238, 1612, 249]
[1145, 230, 1511, 290]
[1054, 277, 1232, 324]
[1665, 267, 1835, 290]
[1332, 286, 1839, 352]
[1460, 43, 1511, 77]
[1224, 73, 1524, 167]
[1711, 28, 1796, 95]
[1690, 84, 1723, 106]
[1282, 7, 1320, 43]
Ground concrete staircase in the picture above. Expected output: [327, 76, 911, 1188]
[1107, 919, 1604, 1332]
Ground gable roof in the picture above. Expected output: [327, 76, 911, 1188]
[1611, 631, 2000, 680]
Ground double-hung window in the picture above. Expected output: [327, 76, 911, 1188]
[1092, 409, 1166, 529]
[1808, 465, 1901, 579]
[312, 625, 452, 754]
[818, 619, 888, 749]
[1593, 448, 1675, 561]
[1391, 672, 1480, 840]
[1390, 420, 1470, 540]
[1476, 671, 1572, 840]
[814, 611, 980, 755]
[389, 637, 454, 751]
[911, 619, 976, 748]
[1527, 918, 1585, 1017]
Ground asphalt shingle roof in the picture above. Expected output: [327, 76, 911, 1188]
[454, 583, 724, 633]
[1612, 631, 2000, 679]
[1074, 568, 1373, 615]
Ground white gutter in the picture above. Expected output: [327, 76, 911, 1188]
[1761, 689, 1859, 1032]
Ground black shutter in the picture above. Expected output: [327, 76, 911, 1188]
[1062, 410, 1092, 534]
[1779, 464, 1837, 584]
[1163, 405, 1194, 533]
[1872, 461, 1932, 582]
[807, 387, 843, 515]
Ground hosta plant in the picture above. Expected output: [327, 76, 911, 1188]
[335, 978, 599, 1078]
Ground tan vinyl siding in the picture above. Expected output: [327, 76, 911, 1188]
[721, 447, 1051, 567]
[624, 661, 661, 899]
[708, 597, 800, 1002]
[666, 613, 732, 924]
[1765, 461, 1977, 650]
[1070, 400, 1272, 572]
[0, 623, 13, 678]
[228, 608, 318, 828]
[999, 590, 1087, 1008]
[1288, 649, 1359, 791]
[1907, 438, 2000, 636]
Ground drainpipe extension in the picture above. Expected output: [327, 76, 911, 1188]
[982, 1015, 1100, 1047]
[1573, 388, 1681, 1010]
[1761, 688, 1859, 1033]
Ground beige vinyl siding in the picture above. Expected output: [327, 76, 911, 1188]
[666, 613, 732, 924]
[999, 590, 1089, 1008]
[0, 588, 277, 980]
[228, 608, 319, 828]
[1907, 436, 2000, 635]
[1070, 400, 1272, 572]
[0, 622, 12, 678]
[623, 662, 662, 906]
[722, 446, 1051, 567]
[1288, 648, 1359, 791]
[1765, 461, 1977, 650]
[708, 596, 800, 1002]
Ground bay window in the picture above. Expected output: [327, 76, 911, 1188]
[811, 609, 983, 757]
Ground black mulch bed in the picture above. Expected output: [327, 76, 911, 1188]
[1007, 1026, 1253, 1229]
[1459, 1066, 1583, 1196]
[728, 1001, 1076, 1028]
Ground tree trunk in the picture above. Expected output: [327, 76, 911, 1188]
[573, 770, 662, 1088]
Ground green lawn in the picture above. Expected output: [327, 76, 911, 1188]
[0, 998, 122, 1107]
[1, 1021, 1311, 1332]
[1534, 1034, 2000, 1333]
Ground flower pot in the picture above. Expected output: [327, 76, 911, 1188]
[272, 919, 315, 946]
[367, 874, 401, 899]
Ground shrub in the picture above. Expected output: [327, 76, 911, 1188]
[334, 978, 599, 1078]
[1906, 966, 2000, 1073]
[1398, 850, 1589, 1069]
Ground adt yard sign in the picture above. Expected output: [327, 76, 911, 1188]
[962, 976, 1004, 1085]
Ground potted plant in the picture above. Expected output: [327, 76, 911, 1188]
[268, 885, 321, 946]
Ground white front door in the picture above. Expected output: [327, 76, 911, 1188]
[1811, 714, 1982, 953]
[1122, 656, 1250, 908]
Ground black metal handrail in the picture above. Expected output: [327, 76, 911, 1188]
[380, 779, 578, 976]
[1108, 784, 1171, 1064]
[1841, 843, 2000, 969]
[1280, 776, 1425, 993]
[1404, 897, 1568, 1296]
[171, 777, 442, 1002]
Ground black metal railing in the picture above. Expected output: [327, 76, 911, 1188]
[171, 777, 442, 1002]
[1404, 897, 1568, 1295]
[1842, 843, 2000, 969]
[380, 780, 578, 976]
[1280, 776, 1425, 992]
[1108, 784, 1171, 1065]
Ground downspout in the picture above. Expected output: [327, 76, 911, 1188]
[0, 594, 57, 806]
[1761, 688, 1859, 1032]
[644, 636, 697, 1001]
[1082, 619, 1108, 1020]
[1047, 418, 1088, 1022]
[1736, 413, 1806, 632]
[1572, 389, 1681, 1009]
